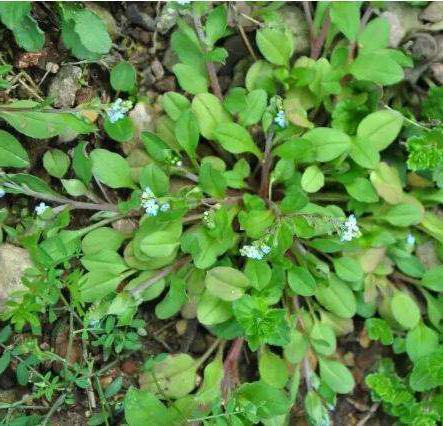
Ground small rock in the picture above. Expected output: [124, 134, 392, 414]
[47, 65, 82, 108]
[112, 219, 137, 236]
[433, 34, 443, 61]
[421, 2, 443, 23]
[381, 11, 405, 48]
[128, 28, 151, 44]
[0, 389, 20, 404]
[99, 375, 114, 389]
[176, 319, 187, 336]
[384, 3, 421, 41]
[15, 52, 44, 69]
[430, 62, 443, 84]
[127, 4, 156, 31]
[128, 101, 156, 144]
[141, 67, 156, 88]
[75, 87, 97, 105]
[409, 32, 438, 60]
[162, 47, 179, 73]
[151, 58, 164, 80]
[0, 244, 32, 312]
[156, 5, 178, 35]
[156, 76, 176, 92]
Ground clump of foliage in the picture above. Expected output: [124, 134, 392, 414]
[0, 1, 443, 425]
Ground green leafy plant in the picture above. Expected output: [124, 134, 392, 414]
[0, 2, 112, 60]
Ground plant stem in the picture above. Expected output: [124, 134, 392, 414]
[391, 272, 420, 286]
[383, 104, 431, 132]
[41, 394, 66, 426]
[231, 4, 258, 61]
[311, 14, 331, 60]
[292, 296, 315, 391]
[222, 338, 244, 400]
[128, 256, 191, 297]
[348, 7, 373, 61]
[3, 182, 118, 211]
[259, 128, 275, 198]
[193, 13, 223, 101]
[303, 2, 314, 37]
[310, 192, 349, 202]
[195, 339, 222, 370]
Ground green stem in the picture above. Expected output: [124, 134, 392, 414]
[3, 181, 118, 212]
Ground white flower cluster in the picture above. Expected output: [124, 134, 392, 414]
[406, 233, 416, 246]
[176, 0, 191, 4]
[240, 243, 271, 260]
[203, 210, 216, 229]
[35, 202, 49, 216]
[339, 214, 361, 242]
[107, 98, 133, 123]
[274, 110, 288, 128]
[141, 187, 170, 217]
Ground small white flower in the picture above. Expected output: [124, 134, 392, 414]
[176, 160, 183, 167]
[35, 202, 49, 216]
[140, 187, 171, 216]
[203, 210, 215, 229]
[406, 233, 416, 246]
[274, 110, 288, 128]
[0, 187, 5, 198]
[106, 98, 133, 123]
[339, 214, 361, 242]
[240, 245, 264, 260]
[260, 244, 271, 255]
[88, 319, 100, 328]
[141, 186, 155, 200]
[160, 202, 170, 212]
[177, 0, 191, 4]
[240, 242, 271, 260]
[143, 198, 159, 217]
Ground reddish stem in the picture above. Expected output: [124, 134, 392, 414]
[311, 15, 331, 60]
[259, 128, 275, 199]
[221, 338, 244, 400]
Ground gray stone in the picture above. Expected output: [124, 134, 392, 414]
[162, 46, 179, 73]
[156, 5, 178, 35]
[421, 2, 443, 23]
[48, 65, 82, 108]
[129, 101, 156, 140]
[431, 62, 443, 84]
[122, 102, 157, 154]
[0, 244, 32, 311]
[127, 4, 156, 31]
[384, 3, 421, 42]
[381, 11, 405, 48]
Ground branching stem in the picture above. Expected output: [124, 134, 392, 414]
[259, 128, 275, 198]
